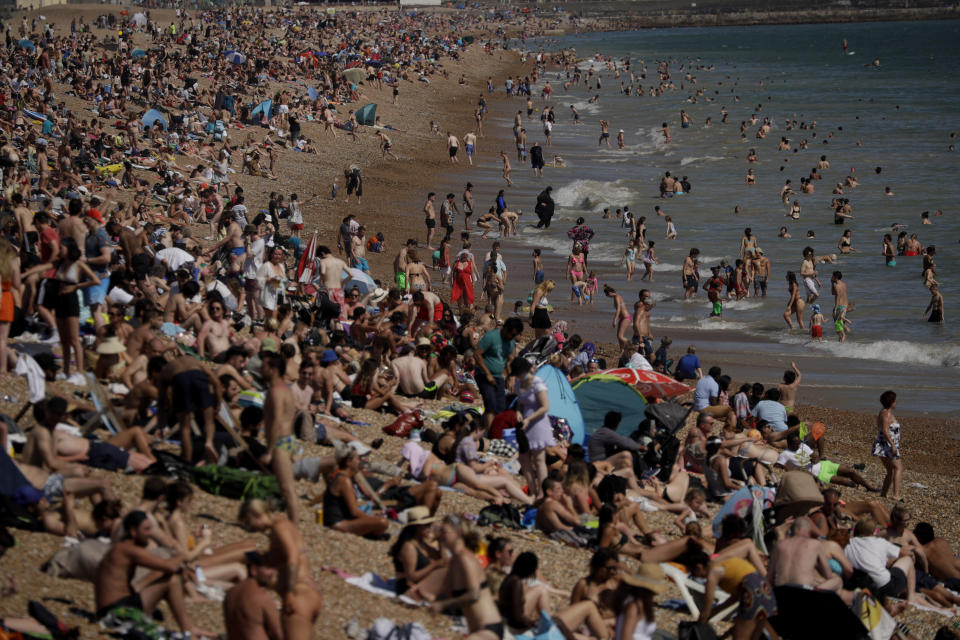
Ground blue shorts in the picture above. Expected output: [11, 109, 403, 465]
[465, 144, 474, 156]
[83, 275, 110, 306]
[230, 246, 246, 257]
[535, 270, 545, 284]
[352, 256, 369, 272]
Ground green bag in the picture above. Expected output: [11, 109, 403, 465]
[191, 465, 282, 502]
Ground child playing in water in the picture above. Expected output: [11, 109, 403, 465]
[571, 278, 588, 305]
[810, 304, 825, 342]
[641, 241, 658, 282]
[834, 305, 852, 342]
[660, 122, 671, 143]
[621, 240, 637, 281]
[665, 216, 677, 239]
[586, 271, 599, 304]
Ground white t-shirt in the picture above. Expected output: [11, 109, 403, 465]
[845, 537, 900, 588]
[775, 444, 814, 471]
[288, 201, 302, 225]
[155, 247, 194, 271]
[207, 279, 238, 311]
[232, 204, 249, 225]
[243, 237, 265, 280]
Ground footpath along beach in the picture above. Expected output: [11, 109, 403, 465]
[1, 5, 959, 640]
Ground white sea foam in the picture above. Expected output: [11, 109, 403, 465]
[722, 299, 766, 311]
[553, 179, 640, 213]
[799, 339, 960, 368]
[680, 155, 726, 166]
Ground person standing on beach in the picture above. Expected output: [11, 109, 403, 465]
[873, 390, 903, 502]
[682, 248, 700, 299]
[598, 120, 611, 147]
[633, 289, 655, 357]
[530, 140, 545, 178]
[440, 193, 458, 244]
[394, 238, 416, 291]
[462, 183, 474, 230]
[604, 285, 632, 350]
[423, 192, 437, 250]
[500, 151, 513, 187]
[447, 132, 459, 164]
[463, 131, 477, 166]
[259, 352, 298, 523]
[516, 127, 527, 162]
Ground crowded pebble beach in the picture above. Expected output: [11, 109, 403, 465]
[0, 4, 959, 640]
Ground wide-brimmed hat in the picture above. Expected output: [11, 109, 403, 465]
[370, 287, 388, 304]
[404, 506, 437, 526]
[96, 336, 126, 355]
[620, 563, 668, 593]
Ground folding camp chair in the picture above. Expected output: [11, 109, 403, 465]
[660, 562, 738, 623]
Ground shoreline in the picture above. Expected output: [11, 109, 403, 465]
[567, 5, 960, 29]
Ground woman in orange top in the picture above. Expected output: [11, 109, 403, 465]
[0, 237, 22, 374]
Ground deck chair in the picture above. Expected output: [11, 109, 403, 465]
[82, 373, 124, 435]
[660, 562, 738, 623]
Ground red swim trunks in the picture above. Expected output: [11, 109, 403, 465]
[811, 325, 823, 338]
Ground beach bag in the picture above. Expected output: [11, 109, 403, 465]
[382, 411, 423, 438]
[852, 590, 896, 640]
[191, 465, 281, 502]
[645, 401, 692, 436]
[678, 622, 718, 640]
[477, 503, 524, 529]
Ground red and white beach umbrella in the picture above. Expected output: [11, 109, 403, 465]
[600, 368, 691, 400]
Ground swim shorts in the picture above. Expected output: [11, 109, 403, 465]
[834, 319, 844, 333]
[449, 146, 458, 157]
[803, 277, 818, 296]
[425, 218, 436, 229]
[42, 473, 64, 500]
[97, 593, 144, 620]
[811, 325, 822, 338]
[230, 246, 246, 257]
[395, 271, 406, 290]
[171, 369, 216, 415]
[683, 275, 697, 290]
[815, 460, 840, 484]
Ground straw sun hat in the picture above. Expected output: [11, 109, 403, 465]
[620, 563, 668, 594]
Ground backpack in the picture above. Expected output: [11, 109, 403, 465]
[382, 411, 423, 438]
[191, 465, 282, 502]
[645, 401, 693, 436]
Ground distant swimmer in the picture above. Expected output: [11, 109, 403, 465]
[617, 129, 625, 149]
[842, 38, 848, 54]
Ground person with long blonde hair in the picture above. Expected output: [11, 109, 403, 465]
[0, 238, 22, 374]
[529, 279, 555, 338]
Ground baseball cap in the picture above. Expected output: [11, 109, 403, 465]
[87, 209, 104, 223]
[320, 349, 339, 364]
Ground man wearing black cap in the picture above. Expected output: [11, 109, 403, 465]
[223, 551, 282, 640]
[535, 186, 554, 229]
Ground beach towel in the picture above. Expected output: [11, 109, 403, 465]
[329, 568, 428, 607]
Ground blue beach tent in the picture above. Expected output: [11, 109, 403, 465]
[572, 374, 647, 438]
[141, 109, 168, 130]
[250, 99, 272, 123]
[535, 365, 585, 445]
[355, 103, 377, 126]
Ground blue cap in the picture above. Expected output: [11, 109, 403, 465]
[320, 349, 339, 364]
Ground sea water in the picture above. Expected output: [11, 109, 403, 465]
[439, 20, 960, 414]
